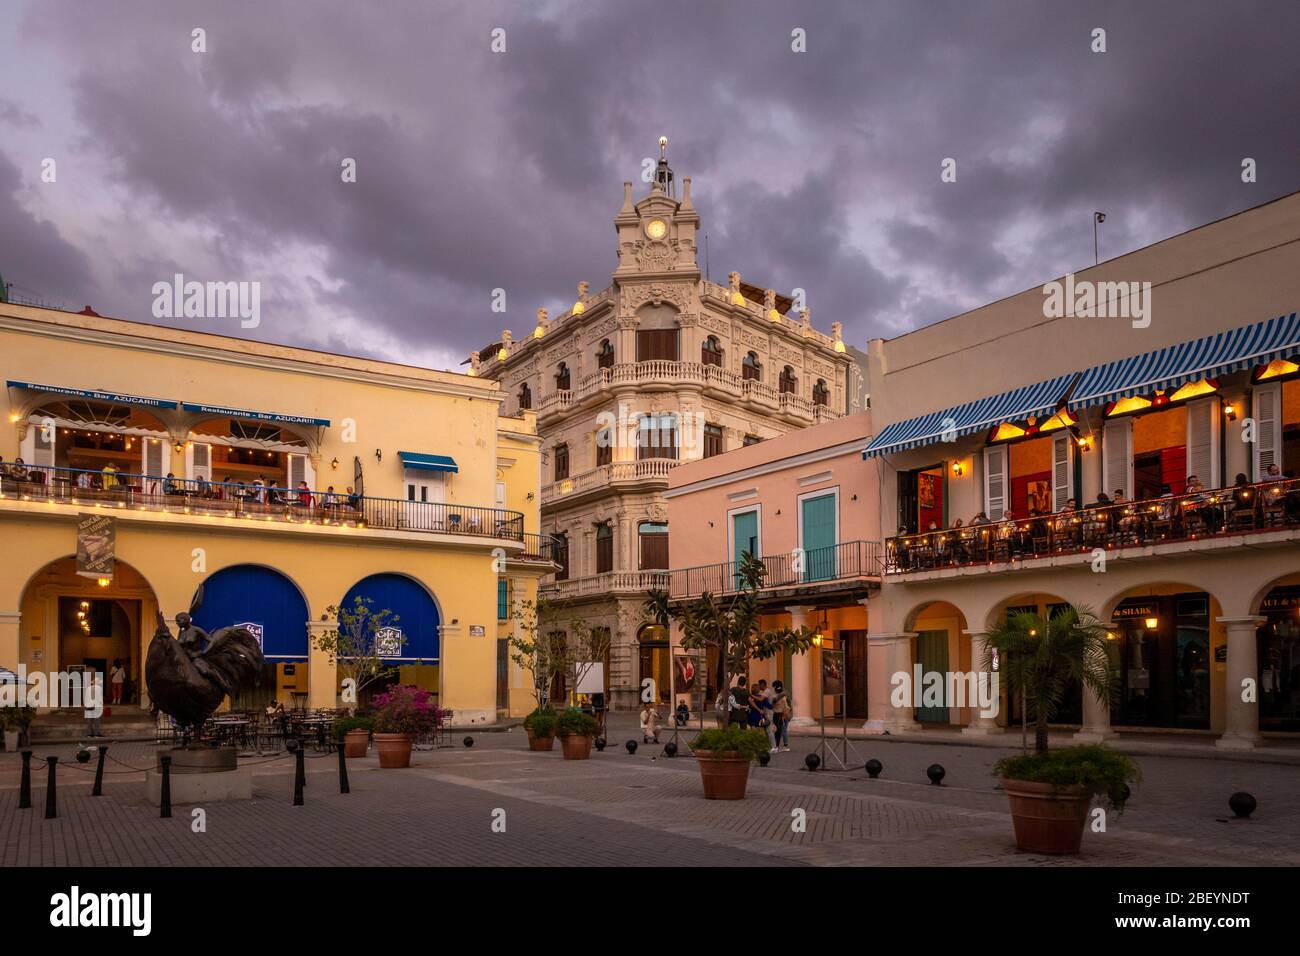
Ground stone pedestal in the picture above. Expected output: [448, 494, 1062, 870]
[146, 747, 252, 805]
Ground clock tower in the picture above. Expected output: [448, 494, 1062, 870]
[613, 137, 700, 280]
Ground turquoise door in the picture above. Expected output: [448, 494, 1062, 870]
[801, 493, 837, 582]
[732, 510, 758, 589]
[915, 630, 950, 723]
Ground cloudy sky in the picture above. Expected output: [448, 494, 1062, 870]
[1, 0, 1297, 372]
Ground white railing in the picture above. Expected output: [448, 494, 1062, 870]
[541, 458, 679, 503]
[543, 570, 670, 600]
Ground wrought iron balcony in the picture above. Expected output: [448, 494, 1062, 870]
[0, 463, 529, 542]
[885, 477, 1300, 574]
[669, 540, 884, 600]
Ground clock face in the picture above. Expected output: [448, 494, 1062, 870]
[645, 218, 668, 240]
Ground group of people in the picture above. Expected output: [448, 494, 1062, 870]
[728, 677, 793, 753]
[158, 473, 362, 515]
[893, 467, 1300, 570]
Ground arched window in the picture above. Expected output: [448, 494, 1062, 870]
[555, 362, 571, 391]
[595, 522, 614, 573]
[779, 365, 797, 394]
[596, 339, 615, 369]
[742, 351, 762, 381]
[517, 382, 531, 411]
[813, 378, 829, 406]
[701, 335, 723, 367]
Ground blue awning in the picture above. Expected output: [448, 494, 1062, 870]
[398, 451, 458, 473]
[7, 380, 178, 410]
[191, 565, 310, 662]
[340, 573, 440, 663]
[863, 373, 1077, 458]
[182, 402, 330, 427]
[1067, 311, 1300, 412]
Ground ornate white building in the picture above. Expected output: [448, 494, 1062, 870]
[473, 141, 856, 709]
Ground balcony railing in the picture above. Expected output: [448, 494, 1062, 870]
[886, 477, 1300, 574]
[542, 458, 678, 503]
[534, 361, 843, 423]
[541, 570, 670, 600]
[669, 540, 884, 600]
[0, 464, 528, 541]
[519, 532, 561, 562]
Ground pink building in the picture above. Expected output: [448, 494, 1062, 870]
[663, 412, 882, 723]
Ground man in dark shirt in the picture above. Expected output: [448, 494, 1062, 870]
[728, 678, 750, 727]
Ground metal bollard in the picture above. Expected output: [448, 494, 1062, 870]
[337, 740, 350, 795]
[159, 755, 172, 818]
[293, 746, 305, 806]
[92, 745, 108, 797]
[44, 756, 58, 820]
[19, 750, 32, 809]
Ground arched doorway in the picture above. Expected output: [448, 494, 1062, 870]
[988, 593, 1082, 728]
[19, 556, 158, 710]
[192, 565, 310, 710]
[1253, 573, 1300, 732]
[638, 623, 670, 705]
[904, 601, 969, 725]
[339, 573, 441, 707]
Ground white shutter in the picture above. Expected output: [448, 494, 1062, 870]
[19, 425, 36, 465]
[1253, 382, 1280, 480]
[31, 423, 55, 468]
[1051, 432, 1074, 511]
[1185, 396, 1221, 488]
[495, 481, 507, 507]
[142, 439, 165, 492]
[1103, 417, 1133, 499]
[983, 444, 1007, 520]
[186, 441, 211, 481]
[288, 454, 307, 487]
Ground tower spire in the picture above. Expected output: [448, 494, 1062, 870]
[653, 135, 675, 198]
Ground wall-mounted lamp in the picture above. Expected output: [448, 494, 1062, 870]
[1224, 403, 1238, 422]
[1144, 616, 1159, 630]
[331, 457, 340, 470]
[526, 492, 535, 501]
[951, 461, 963, 478]
[375, 449, 383, 463]
[97, 577, 111, 588]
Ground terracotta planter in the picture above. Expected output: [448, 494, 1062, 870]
[693, 751, 751, 800]
[560, 734, 593, 760]
[373, 732, 413, 769]
[1001, 778, 1092, 854]
[343, 729, 370, 758]
[526, 728, 555, 752]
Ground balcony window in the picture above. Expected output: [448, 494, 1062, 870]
[813, 379, 829, 406]
[553, 443, 569, 481]
[701, 335, 723, 367]
[636, 328, 679, 362]
[553, 533, 570, 581]
[703, 423, 723, 458]
[597, 339, 615, 369]
[638, 413, 678, 461]
[742, 351, 762, 381]
[639, 521, 669, 570]
[555, 362, 571, 392]
[596, 427, 612, 467]
[779, 365, 797, 394]
[595, 523, 614, 573]
[517, 382, 531, 411]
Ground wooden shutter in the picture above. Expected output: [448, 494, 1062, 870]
[142, 439, 165, 490]
[1253, 382, 1280, 480]
[1185, 397, 1220, 488]
[639, 530, 669, 570]
[288, 453, 315, 489]
[983, 445, 1007, 520]
[185, 441, 210, 480]
[1051, 431, 1074, 511]
[1103, 417, 1133, 499]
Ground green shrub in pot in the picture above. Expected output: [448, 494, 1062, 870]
[554, 708, 598, 738]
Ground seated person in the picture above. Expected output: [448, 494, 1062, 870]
[9, 457, 31, 482]
[163, 472, 182, 496]
[892, 526, 911, 569]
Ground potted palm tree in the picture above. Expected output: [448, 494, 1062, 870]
[332, 714, 375, 758]
[985, 605, 1139, 854]
[646, 553, 815, 801]
[370, 685, 442, 769]
[523, 707, 557, 751]
[555, 708, 598, 759]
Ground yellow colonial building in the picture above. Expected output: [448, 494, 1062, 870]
[0, 301, 553, 724]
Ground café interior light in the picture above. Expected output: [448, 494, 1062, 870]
[1145, 616, 1159, 630]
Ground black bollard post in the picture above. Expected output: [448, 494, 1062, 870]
[337, 740, 350, 795]
[19, 750, 32, 809]
[159, 755, 172, 819]
[92, 745, 108, 797]
[43, 756, 58, 820]
[293, 746, 305, 806]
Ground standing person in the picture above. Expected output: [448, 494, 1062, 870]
[771, 680, 791, 752]
[84, 670, 105, 738]
[639, 700, 661, 744]
[754, 678, 775, 750]
[109, 658, 126, 705]
[727, 678, 750, 727]
[101, 462, 119, 489]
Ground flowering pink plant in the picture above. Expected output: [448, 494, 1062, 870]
[370, 685, 445, 736]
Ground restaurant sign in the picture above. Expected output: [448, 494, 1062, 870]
[7, 380, 177, 409]
[375, 626, 403, 659]
[237, 622, 265, 650]
[1113, 600, 1159, 620]
[181, 402, 330, 427]
[1260, 586, 1300, 613]
[75, 513, 115, 580]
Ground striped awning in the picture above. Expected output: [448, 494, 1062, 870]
[863, 373, 1077, 459]
[1067, 311, 1300, 411]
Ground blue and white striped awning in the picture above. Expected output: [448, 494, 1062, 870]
[1067, 311, 1300, 412]
[863, 373, 1077, 459]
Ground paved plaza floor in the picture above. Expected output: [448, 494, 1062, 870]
[1, 718, 1296, 867]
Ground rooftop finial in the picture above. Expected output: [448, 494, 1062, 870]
[653, 137, 675, 197]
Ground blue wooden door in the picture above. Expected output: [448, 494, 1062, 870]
[801, 493, 837, 582]
[731, 510, 758, 588]
[915, 630, 950, 723]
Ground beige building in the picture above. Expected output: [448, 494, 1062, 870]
[863, 191, 1300, 749]
[474, 141, 854, 709]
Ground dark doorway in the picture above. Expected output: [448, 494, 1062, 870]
[842, 630, 868, 719]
